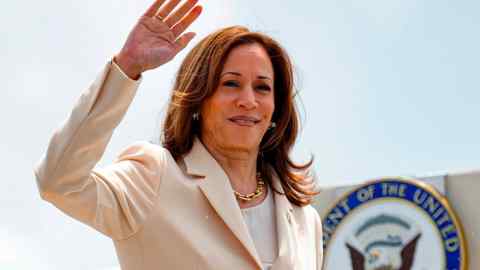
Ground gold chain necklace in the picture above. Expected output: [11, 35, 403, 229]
[234, 173, 265, 201]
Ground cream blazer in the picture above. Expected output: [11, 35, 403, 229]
[34, 61, 323, 270]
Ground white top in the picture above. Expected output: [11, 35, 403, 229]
[241, 187, 278, 270]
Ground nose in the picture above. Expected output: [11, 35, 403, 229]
[236, 85, 257, 110]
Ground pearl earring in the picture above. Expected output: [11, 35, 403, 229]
[270, 122, 276, 129]
[192, 112, 199, 120]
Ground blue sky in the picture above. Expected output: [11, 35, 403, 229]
[1, 0, 479, 269]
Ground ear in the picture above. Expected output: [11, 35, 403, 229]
[399, 233, 422, 270]
[346, 243, 365, 270]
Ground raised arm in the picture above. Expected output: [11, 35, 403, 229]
[34, 0, 202, 240]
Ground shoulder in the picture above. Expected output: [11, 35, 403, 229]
[295, 204, 324, 252]
[295, 204, 322, 226]
[291, 203, 323, 241]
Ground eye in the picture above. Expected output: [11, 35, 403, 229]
[222, 80, 240, 88]
[256, 84, 272, 92]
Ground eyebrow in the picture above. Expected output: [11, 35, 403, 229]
[221, 71, 272, 81]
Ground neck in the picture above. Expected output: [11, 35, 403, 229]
[200, 138, 259, 195]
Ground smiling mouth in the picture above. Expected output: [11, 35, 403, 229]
[228, 116, 260, 126]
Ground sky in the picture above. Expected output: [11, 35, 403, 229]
[1, 0, 480, 269]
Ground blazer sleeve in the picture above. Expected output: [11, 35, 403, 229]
[34, 61, 166, 240]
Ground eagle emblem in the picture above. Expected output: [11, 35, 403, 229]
[321, 179, 467, 270]
[345, 214, 421, 270]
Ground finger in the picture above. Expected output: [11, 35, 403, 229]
[171, 5, 202, 37]
[165, 0, 198, 28]
[144, 0, 167, 17]
[156, 0, 182, 18]
[174, 32, 196, 52]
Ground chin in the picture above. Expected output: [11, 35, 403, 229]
[222, 134, 262, 152]
[224, 140, 258, 151]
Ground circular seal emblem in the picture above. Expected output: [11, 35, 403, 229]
[322, 178, 467, 270]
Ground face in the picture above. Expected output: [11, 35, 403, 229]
[200, 43, 275, 154]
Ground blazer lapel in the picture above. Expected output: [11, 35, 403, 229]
[183, 138, 262, 269]
[271, 176, 299, 270]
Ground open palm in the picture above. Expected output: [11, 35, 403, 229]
[116, 0, 202, 78]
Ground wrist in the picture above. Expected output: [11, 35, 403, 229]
[114, 53, 142, 80]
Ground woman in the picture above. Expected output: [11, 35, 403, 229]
[34, 0, 323, 269]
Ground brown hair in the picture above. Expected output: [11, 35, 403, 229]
[162, 26, 319, 206]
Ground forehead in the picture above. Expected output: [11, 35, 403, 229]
[221, 43, 274, 77]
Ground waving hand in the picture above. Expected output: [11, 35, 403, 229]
[116, 0, 202, 79]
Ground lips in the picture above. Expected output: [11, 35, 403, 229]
[228, 115, 260, 126]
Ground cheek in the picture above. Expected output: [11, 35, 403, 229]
[200, 98, 227, 131]
[264, 97, 275, 120]
[258, 101, 275, 134]
[200, 105, 217, 131]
